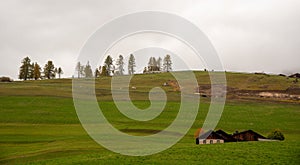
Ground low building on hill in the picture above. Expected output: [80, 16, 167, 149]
[288, 73, 300, 78]
[196, 130, 224, 144]
[232, 130, 266, 141]
[196, 129, 267, 144]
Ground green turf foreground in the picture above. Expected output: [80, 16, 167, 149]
[0, 96, 299, 164]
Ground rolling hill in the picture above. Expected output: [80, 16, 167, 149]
[0, 71, 299, 164]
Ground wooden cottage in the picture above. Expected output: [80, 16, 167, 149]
[196, 129, 267, 144]
[196, 130, 224, 144]
[232, 130, 266, 141]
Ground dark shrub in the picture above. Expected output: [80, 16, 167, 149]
[267, 130, 285, 141]
[0, 77, 12, 82]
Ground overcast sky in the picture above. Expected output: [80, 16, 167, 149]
[0, 0, 299, 79]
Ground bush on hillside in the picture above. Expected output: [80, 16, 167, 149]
[0, 77, 13, 82]
[267, 129, 285, 141]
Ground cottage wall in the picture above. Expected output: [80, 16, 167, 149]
[199, 139, 224, 144]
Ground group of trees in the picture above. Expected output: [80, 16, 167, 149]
[19, 54, 172, 80]
[75, 54, 172, 78]
[75, 54, 136, 78]
[143, 54, 172, 73]
[75, 61, 93, 78]
[19, 57, 63, 80]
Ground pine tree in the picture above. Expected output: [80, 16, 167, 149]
[157, 57, 162, 71]
[128, 54, 136, 75]
[33, 62, 41, 80]
[44, 61, 55, 79]
[54, 68, 58, 78]
[57, 67, 63, 79]
[80, 65, 85, 77]
[95, 68, 100, 78]
[163, 54, 172, 72]
[104, 55, 113, 76]
[98, 66, 102, 76]
[19, 56, 31, 80]
[148, 57, 154, 71]
[76, 62, 81, 78]
[100, 66, 107, 76]
[29, 62, 34, 79]
[104, 55, 113, 67]
[84, 61, 93, 78]
[116, 55, 124, 75]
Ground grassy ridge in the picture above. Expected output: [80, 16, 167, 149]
[1, 71, 298, 99]
[0, 71, 299, 164]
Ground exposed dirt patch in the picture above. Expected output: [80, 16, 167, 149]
[164, 80, 180, 91]
[196, 85, 300, 101]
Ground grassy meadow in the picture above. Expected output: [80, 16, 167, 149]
[0, 71, 299, 164]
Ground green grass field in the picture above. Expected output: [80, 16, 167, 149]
[0, 72, 299, 164]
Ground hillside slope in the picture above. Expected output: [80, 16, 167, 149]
[0, 71, 299, 102]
